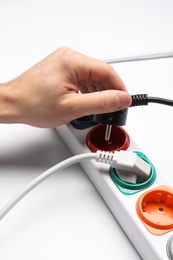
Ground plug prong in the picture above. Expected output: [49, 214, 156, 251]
[105, 124, 112, 141]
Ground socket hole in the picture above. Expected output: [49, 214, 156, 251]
[158, 207, 164, 212]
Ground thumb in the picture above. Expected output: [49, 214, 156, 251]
[72, 90, 132, 118]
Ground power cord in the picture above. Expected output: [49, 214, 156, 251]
[131, 94, 173, 107]
[0, 150, 150, 221]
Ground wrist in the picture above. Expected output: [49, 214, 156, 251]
[0, 80, 20, 124]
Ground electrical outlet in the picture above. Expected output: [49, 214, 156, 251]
[55, 121, 173, 260]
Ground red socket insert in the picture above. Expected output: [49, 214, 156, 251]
[86, 124, 130, 152]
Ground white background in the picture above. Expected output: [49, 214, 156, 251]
[0, 0, 173, 259]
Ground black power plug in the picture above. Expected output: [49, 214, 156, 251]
[93, 108, 128, 140]
[70, 93, 173, 139]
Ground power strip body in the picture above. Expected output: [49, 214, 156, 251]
[56, 123, 173, 260]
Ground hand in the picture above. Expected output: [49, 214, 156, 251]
[0, 46, 132, 128]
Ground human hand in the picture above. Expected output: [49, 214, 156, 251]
[1, 46, 131, 127]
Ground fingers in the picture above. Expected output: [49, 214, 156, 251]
[79, 80, 106, 93]
[80, 60, 127, 92]
[86, 60, 127, 91]
[55, 47, 127, 93]
[67, 90, 132, 120]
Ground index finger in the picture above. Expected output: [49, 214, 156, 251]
[73, 53, 127, 92]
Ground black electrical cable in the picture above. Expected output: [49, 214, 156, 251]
[131, 94, 173, 107]
[148, 96, 173, 106]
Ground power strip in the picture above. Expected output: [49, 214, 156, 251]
[55, 121, 173, 260]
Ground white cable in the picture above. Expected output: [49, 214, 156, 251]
[0, 151, 117, 220]
[0, 153, 96, 221]
[0, 150, 150, 221]
[104, 52, 173, 64]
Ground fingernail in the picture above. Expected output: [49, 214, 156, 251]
[116, 92, 131, 109]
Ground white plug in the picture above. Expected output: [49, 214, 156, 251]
[112, 150, 151, 183]
[95, 150, 151, 183]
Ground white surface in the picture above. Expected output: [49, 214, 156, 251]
[0, 0, 173, 259]
[1, 0, 173, 81]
